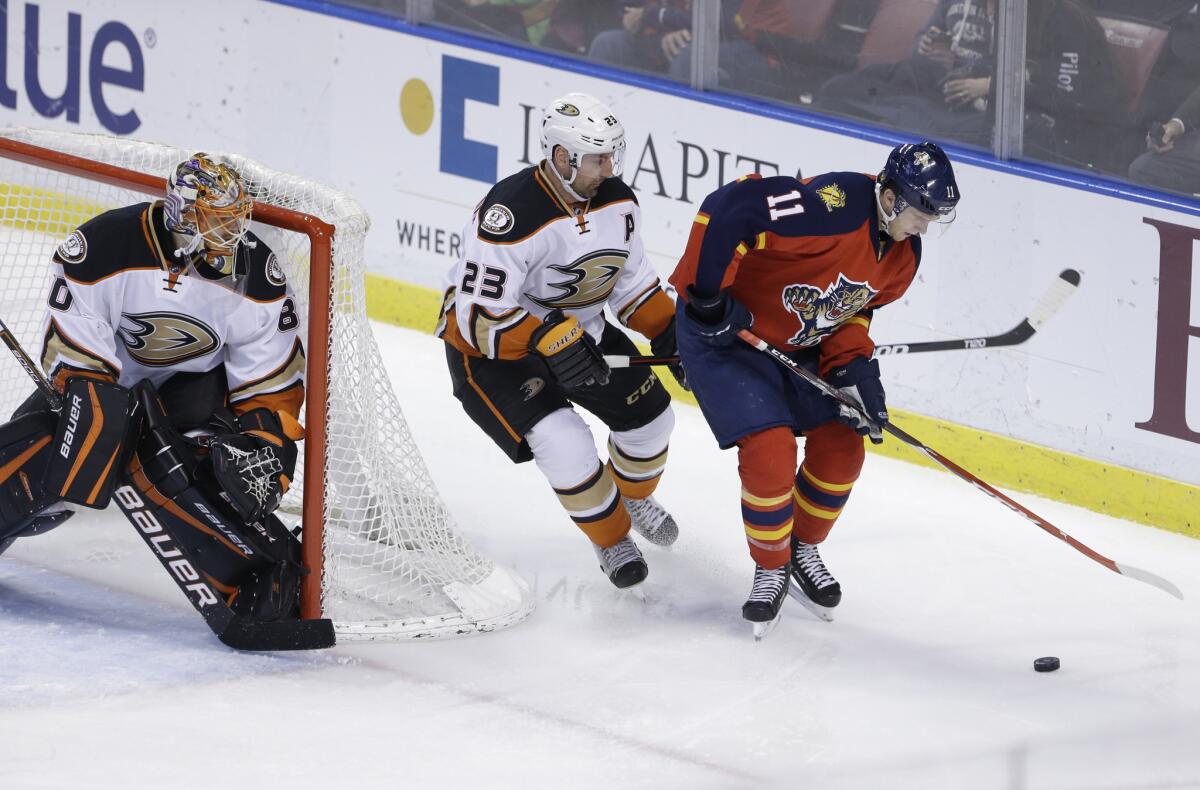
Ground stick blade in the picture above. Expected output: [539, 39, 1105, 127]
[1028, 269, 1082, 330]
[218, 616, 337, 651]
[1116, 562, 1184, 600]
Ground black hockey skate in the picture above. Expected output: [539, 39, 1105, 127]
[622, 495, 678, 547]
[788, 537, 841, 622]
[742, 563, 790, 641]
[593, 535, 648, 589]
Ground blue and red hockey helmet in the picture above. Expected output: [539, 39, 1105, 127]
[878, 142, 960, 223]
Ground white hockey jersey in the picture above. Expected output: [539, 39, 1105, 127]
[438, 162, 674, 360]
[39, 201, 305, 418]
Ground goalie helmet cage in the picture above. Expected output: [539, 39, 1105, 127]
[0, 127, 534, 640]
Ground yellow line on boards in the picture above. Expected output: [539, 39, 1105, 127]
[365, 273, 1198, 539]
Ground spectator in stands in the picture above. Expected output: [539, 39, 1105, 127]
[588, 1, 692, 74]
[434, 0, 539, 43]
[1128, 84, 1200, 194]
[816, 0, 1117, 155]
[658, 2, 780, 94]
[817, 0, 996, 119]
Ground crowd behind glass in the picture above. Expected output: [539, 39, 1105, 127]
[355, 0, 1200, 200]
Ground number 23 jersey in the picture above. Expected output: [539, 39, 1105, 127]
[438, 162, 671, 360]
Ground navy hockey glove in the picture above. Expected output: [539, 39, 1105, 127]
[529, 310, 610, 390]
[209, 408, 300, 525]
[684, 286, 752, 347]
[828, 357, 888, 444]
[649, 317, 689, 391]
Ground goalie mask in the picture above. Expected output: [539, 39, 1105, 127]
[540, 93, 626, 188]
[164, 153, 255, 278]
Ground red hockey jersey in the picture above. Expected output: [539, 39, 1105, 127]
[669, 171, 921, 375]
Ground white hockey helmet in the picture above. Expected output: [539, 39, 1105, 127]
[539, 92, 626, 182]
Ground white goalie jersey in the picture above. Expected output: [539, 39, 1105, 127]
[438, 162, 674, 360]
[39, 201, 305, 418]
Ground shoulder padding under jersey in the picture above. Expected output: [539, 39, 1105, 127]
[53, 202, 161, 283]
[475, 166, 566, 245]
[589, 176, 638, 211]
[236, 232, 288, 303]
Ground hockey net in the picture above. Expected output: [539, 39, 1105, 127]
[0, 127, 534, 640]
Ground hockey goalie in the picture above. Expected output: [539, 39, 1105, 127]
[0, 153, 310, 625]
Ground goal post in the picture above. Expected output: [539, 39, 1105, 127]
[0, 127, 535, 640]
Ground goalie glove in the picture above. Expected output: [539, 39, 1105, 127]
[529, 309, 610, 390]
[209, 408, 301, 525]
[827, 356, 888, 444]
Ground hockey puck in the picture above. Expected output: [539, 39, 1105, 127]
[1033, 656, 1060, 672]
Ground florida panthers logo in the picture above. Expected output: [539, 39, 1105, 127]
[781, 275, 877, 347]
[118, 312, 221, 366]
[528, 249, 627, 310]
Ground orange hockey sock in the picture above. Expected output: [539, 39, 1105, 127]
[792, 422, 864, 545]
[736, 426, 798, 569]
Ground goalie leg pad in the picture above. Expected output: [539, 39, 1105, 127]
[126, 380, 304, 620]
[46, 377, 137, 509]
[0, 409, 67, 540]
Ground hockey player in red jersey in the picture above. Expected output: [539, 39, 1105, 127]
[439, 93, 684, 590]
[0, 154, 309, 622]
[669, 142, 961, 634]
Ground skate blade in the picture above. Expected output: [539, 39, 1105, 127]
[788, 588, 835, 622]
[752, 613, 782, 641]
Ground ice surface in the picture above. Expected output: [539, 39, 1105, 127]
[2, 323, 1198, 789]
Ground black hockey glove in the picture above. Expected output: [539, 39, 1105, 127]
[684, 286, 752, 347]
[209, 408, 300, 525]
[649, 317, 689, 391]
[529, 309, 610, 390]
[827, 357, 888, 444]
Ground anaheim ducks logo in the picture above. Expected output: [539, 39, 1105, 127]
[118, 312, 221, 366]
[781, 274, 877, 347]
[815, 183, 846, 212]
[528, 249, 627, 310]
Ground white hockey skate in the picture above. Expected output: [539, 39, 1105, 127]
[622, 495, 678, 547]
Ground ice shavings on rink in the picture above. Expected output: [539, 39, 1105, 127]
[2, 322, 1199, 790]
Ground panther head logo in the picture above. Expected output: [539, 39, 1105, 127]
[781, 275, 877, 347]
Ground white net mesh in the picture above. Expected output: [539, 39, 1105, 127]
[0, 127, 533, 639]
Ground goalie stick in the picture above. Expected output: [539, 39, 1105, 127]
[0, 317, 61, 411]
[603, 269, 1082, 369]
[1, 314, 335, 650]
[737, 327, 1183, 601]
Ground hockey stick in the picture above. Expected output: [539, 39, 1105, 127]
[604, 269, 1082, 369]
[737, 327, 1183, 601]
[873, 268, 1080, 356]
[1, 315, 335, 649]
[0, 317, 62, 411]
[112, 481, 335, 651]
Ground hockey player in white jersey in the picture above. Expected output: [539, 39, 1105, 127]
[438, 93, 685, 589]
[0, 154, 308, 622]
